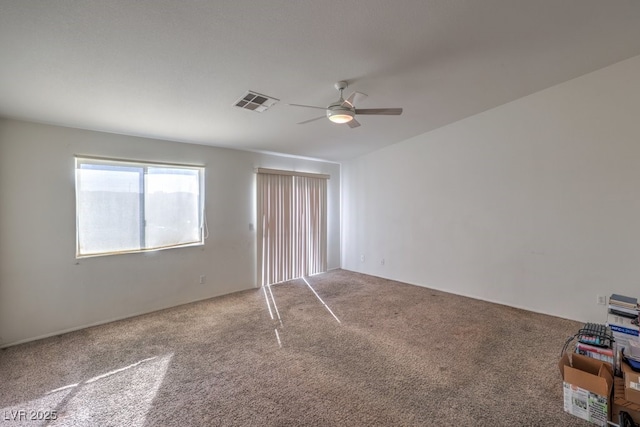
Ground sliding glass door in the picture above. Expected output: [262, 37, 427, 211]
[257, 170, 327, 286]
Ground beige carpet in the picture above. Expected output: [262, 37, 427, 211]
[0, 269, 590, 426]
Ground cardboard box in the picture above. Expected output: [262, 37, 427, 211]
[559, 352, 613, 426]
[622, 361, 640, 405]
[613, 377, 640, 425]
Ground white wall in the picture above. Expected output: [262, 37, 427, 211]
[342, 55, 640, 323]
[0, 119, 340, 346]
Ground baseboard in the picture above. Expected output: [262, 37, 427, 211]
[341, 268, 584, 324]
[0, 287, 254, 349]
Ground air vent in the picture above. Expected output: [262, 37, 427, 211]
[233, 91, 279, 112]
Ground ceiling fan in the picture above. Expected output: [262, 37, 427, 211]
[289, 81, 403, 128]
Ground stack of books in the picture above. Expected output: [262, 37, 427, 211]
[572, 323, 615, 365]
[607, 293, 639, 354]
[575, 341, 614, 364]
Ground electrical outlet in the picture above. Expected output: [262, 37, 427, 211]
[597, 295, 606, 305]
[199, 275, 206, 285]
[360, 255, 365, 262]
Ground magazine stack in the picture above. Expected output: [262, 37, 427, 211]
[607, 293, 639, 355]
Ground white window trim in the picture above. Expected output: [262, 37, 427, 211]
[74, 156, 206, 258]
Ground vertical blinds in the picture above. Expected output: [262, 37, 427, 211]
[257, 170, 328, 286]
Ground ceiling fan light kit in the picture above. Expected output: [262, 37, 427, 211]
[289, 81, 402, 128]
[327, 109, 354, 124]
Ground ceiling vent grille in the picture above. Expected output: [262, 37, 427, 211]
[233, 91, 279, 112]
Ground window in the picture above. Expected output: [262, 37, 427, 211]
[75, 157, 205, 257]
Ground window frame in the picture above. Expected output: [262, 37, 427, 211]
[74, 156, 206, 258]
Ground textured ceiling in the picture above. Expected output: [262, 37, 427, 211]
[1, 1, 640, 161]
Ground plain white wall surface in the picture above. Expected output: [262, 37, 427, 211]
[0, 119, 340, 346]
[342, 55, 640, 323]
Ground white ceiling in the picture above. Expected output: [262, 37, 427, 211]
[1, 1, 639, 161]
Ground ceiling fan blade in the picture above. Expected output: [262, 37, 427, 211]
[297, 115, 326, 125]
[355, 108, 403, 115]
[289, 103, 326, 110]
[347, 118, 361, 128]
[342, 91, 368, 108]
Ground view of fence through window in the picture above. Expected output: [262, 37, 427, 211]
[75, 157, 204, 257]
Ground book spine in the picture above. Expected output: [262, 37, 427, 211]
[576, 343, 614, 355]
[610, 294, 638, 306]
[575, 347, 614, 364]
[608, 305, 639, 316]
[609, 324, 640, 336]
[610, 295, 637, 301]
[610, 302, 638, 310]
[607, 314, 639, 328]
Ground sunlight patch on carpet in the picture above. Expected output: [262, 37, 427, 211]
[274, 329, 282, 348]
[266, 284, 283, 326]
[85, 356, 158, 384]
[302, 277, 341, 323]
[262, 284, 286, 348]
[1, 353, 173, 426]
[262, 285, 275, 320]
[1, 388, 73, 425]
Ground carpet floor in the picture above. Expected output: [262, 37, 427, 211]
[0, 269, 591, 426]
